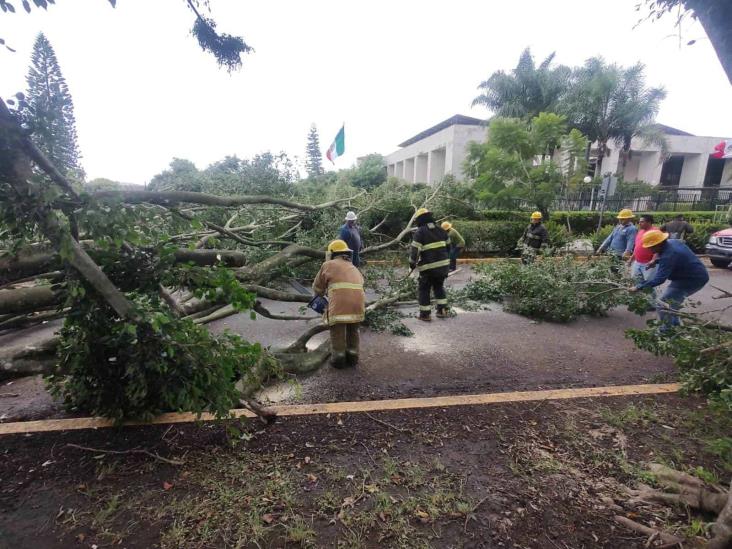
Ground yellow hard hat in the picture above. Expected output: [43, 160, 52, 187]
[414, 207, 430, 218]
[641, 230, 668, 248]
[327, 239, 352, 253]
[617, 208, 635, 220]
[530, 211, 542, 220]
[441, 221, 452, 230]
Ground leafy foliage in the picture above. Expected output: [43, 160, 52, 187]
[464, 257, 649, 322]
[49, 293, 270, 422]
[464, 115, 587, 214]
[561, 57, 666, 175]
[343, 154, 387, 190]
[472, 48, 571, 120]
[0, 0, 253, 71]
[627, 325, 731, 411]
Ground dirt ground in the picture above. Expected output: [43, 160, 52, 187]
[2, 263, 731, 420]
[1, 393, 730, 548]
[1, 263, 731, 547]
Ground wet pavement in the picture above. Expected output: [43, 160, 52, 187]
[2, 262, 731, 419]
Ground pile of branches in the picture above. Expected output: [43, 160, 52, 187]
[456, 256, 650, 322]
[0, 97, 438, 421]
[627, 284, 732, 412]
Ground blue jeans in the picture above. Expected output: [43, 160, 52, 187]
[657, 281, 707, 328]
[631, 261, 657, 302]
[449, 246, 461, 271]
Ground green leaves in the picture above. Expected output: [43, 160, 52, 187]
[48, 294, 267, 423]
[627, 325, 732, 412]
[466, 257, 636, 322]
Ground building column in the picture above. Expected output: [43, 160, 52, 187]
[415, 154, 428, 184]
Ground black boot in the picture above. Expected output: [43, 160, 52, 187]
[436, 306, 449, 318]
[418, 310, 432, 322]
[330, 352, 347, 369]
[346, 351, 359, 367]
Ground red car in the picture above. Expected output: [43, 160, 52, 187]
[706, 227, 732, 268]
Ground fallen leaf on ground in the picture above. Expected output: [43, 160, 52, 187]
[262, 513, 275, 524]
[163, 481, 174, 490]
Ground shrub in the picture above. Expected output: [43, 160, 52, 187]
[452, 220, 524, 255]
[683, 222, 728, 253]
[590, 225, 614, 250]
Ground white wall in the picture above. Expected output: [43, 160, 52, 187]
[385, 122, 730, 188]
[385, 123, 485, 185]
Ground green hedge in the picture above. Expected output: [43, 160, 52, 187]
[452, 220, 569, 256]
[453, 218, 725, 255]
[478, 210, 720, 234]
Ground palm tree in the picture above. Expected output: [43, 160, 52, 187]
[561, 58, 666, 177]
[472, 48, 571, 120]
[613, 63, 667, 177]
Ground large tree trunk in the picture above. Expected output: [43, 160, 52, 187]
[688, 0, 732, 86]
[0, 286, 60, 316]
[0, 99, 141, 322]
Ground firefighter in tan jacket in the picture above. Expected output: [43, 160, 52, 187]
[312, 240, 366, 368]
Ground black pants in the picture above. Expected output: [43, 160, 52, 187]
[418, 271, 447, 315]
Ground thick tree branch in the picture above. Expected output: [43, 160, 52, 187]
[94, 189, 365, 211]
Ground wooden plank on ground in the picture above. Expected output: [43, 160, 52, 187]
[0, 383, 680, 436]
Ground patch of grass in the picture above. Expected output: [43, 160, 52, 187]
[682, 517, 709, 539]
[688, 465, 719, 485]
[600, 403, 659, 428]
[706, 437, 732, 472]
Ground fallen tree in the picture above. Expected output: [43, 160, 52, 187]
[0, 95, 448, 419]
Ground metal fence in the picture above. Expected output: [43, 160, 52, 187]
[510, 187, 732, 212]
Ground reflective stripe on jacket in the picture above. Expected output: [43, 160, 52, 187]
[410, 223, 450, 274]
[312, 257, 366, 326]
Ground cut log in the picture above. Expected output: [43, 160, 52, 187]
[0, 286, 60, 316]
[0, 337, 59, 380]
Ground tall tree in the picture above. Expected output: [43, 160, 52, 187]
[22, 32, 83, 179]
[472, 48, 571, 120]
[305, 124, 324, 178]
[561, 58, 665, 177]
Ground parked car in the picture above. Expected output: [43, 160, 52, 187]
[706, 227, 732, 268]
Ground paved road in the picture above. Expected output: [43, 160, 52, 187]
[2, 262, 730, 419]
[211, 263, 732, 405]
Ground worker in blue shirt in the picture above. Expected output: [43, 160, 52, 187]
[597, 209, 637, 259]
[629, 230, 709, 328]
[338, 211, 363, 267]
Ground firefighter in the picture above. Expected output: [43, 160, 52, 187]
[521, 211, 549, 264]
[312, 240, 366, 368]
[410, 208, 450, 321]
[441, 221, 465, 272]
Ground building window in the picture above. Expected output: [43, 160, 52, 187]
[703, 156, 725, 187]
[660, 155, 684, 187]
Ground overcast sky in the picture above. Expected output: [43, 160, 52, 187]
[2, 0, 731, 184]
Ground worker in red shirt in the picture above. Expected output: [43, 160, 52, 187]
[630, 214, 659, 302]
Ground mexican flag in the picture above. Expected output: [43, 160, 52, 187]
[326, 125, 345, 163]
[712, 139, 732, 159]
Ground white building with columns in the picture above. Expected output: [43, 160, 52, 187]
[386, 116, 732, 189]
[385, 115, 485, 185]
[596, 125, 732, 188]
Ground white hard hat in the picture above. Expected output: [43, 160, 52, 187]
[345, 211, 357, 221]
